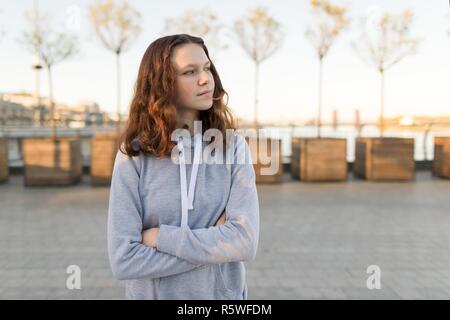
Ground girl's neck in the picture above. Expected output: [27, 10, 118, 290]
[176, 108, 200, 135]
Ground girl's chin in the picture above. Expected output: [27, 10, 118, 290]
[177, 103, 213, 112]
[195, 103, 214, 111]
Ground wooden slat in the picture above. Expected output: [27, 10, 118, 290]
[354, 137, 415, 181]
[290, 138, 301, 179]
[91, 133, 121, 185]
[353, 138, 367, 178]
[433, 137, 450, 178]
[23, 138, 82, 186]
[292, 138, 347, 182]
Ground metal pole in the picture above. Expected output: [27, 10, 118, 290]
[318, 57, 323, 138]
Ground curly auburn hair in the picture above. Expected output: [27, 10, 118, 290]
[119, 34, 237, 158]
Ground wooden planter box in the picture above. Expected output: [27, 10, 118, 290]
[246, 137, 283, 183]
[291, 137, 347, 181]
[0, 138, 8, 183]
[432, 137, 450, 178]
[23, 138, 83, 186]
[90, 132, 121, 185]
[354, 137, 415, 181]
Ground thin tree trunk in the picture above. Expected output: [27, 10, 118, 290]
[34, 0, 42, 128]
[48, 65, 56, 141]
[318, 57, 323, 138]
[47, 65, 61, 169]
[34, 63, 42, 127]
[254, 61, 259, 130]
[380, 69, 385, 138]
[116, 52, 121, 136]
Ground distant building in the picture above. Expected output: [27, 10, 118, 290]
[0, 99, 34, 127]
[0, 92, 45, 108]
[82, 101, 105, 127]
[0, 92, 49, 126]
[0, 92, 115, 128]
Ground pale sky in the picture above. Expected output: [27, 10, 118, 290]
[0, 0, 449, 124]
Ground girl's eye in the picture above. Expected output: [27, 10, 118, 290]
[183, 66, 210, 75]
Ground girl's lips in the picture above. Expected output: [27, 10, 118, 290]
[198, 91, 213, 97]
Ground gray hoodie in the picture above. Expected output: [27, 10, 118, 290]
[107, 132, 260, 299]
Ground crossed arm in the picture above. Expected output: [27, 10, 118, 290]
[142, 210, 227, 248]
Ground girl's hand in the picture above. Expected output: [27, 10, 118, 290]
[142, 228, 160, 248]
[142, 211, 225, 248]
[214, 210, 226, 226]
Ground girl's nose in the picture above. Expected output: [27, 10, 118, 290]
[198, 71, 210, 85]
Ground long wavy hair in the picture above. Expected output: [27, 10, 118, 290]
[119, 34, 237, 158]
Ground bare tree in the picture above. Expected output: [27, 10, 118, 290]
[233, 7, 284, 129]
[163, 8, 227, 58]
[306, 0, 348, 138]
[89, 0, 141, 133]
[21, 3, 78, 139]
[19, 0, 46, 128]
[353, 9, 419, 137]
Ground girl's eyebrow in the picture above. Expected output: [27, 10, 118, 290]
[182, 61, 211, 69]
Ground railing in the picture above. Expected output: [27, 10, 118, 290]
[0, 125, 118, 167]
[1, 122, 450, 167]
[236, 122, 450, 163]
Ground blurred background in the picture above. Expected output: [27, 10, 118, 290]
[0, 0, 449, 300]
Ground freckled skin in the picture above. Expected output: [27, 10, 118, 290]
[171, 43, 215, 113]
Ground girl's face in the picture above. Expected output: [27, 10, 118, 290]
[171, 43, 215, 112]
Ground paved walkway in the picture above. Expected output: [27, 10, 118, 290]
[1, 171, 450, 299]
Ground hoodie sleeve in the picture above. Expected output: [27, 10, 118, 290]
[156, 134, 260, 265]
[107, 148, 203, 280]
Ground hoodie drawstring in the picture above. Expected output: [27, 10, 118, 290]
[178, 133, 202, 227]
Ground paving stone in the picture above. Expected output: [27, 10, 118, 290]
[1, 172, 450, 299]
